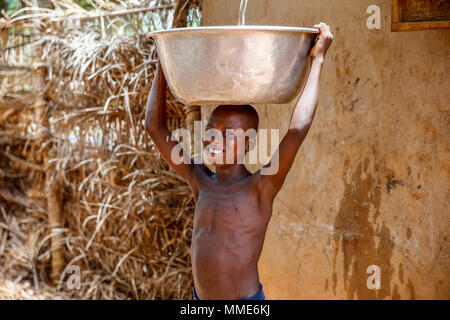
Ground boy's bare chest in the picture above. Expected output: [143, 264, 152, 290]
[194, 186, 269, 232]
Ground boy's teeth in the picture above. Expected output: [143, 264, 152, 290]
[207, 145, 223, 154]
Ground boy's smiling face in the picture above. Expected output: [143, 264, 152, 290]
[203, 105, 259, 167]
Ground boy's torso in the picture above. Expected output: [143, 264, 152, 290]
[190, 170, 273, 300]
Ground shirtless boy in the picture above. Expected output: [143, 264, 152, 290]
[145, 23, 333, 300]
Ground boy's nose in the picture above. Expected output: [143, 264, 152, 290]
[211, 142, 224, 150]
[210, 137, 223, 147]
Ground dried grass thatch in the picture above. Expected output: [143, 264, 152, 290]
[0, 0, 201, 299]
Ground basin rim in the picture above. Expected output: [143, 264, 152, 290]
[146, 25, 319, 41]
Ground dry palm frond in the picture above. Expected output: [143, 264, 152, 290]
[0, 0, 200, 300]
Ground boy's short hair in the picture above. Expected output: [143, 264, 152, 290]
[211, 105, 259, 131]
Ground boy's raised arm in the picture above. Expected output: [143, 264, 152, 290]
[144, 62, 196, 184]
[259, 23, 333, 196]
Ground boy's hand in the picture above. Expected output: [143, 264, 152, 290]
[310, 22, 333, 60]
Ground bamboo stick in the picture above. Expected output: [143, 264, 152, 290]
[31, 0, 65, 285]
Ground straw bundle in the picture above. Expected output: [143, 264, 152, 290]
[0, 0, 201, 299]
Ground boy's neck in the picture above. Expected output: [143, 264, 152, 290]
[214, 164, 250, 183]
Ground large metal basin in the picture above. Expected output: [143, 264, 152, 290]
[147, 26, 318, 105]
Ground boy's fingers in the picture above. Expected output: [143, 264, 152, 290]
[316, 23, 332, 36]
[317, 23, 328, 31]
[313, 25, 323, 34]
